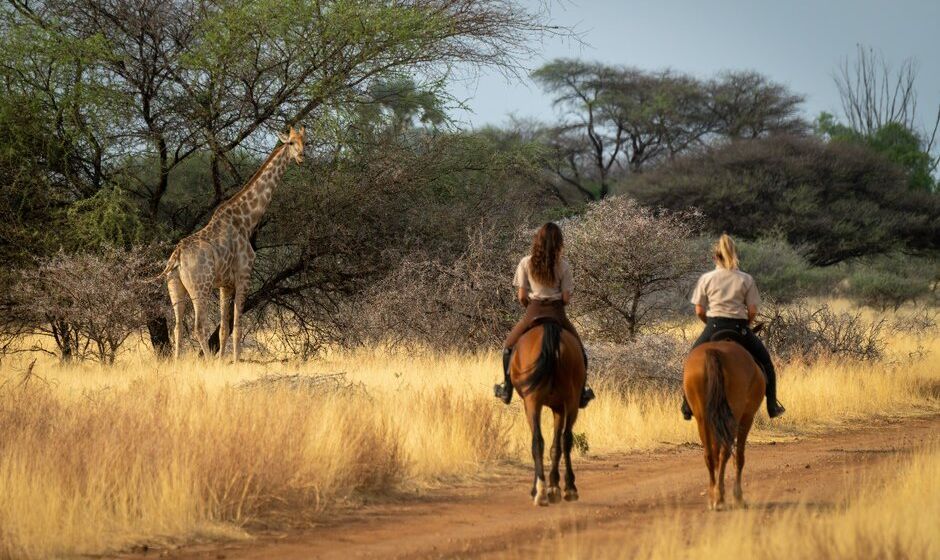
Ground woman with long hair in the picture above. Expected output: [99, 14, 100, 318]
[682, 233, 785, 419]
[494, 222, 594, 408]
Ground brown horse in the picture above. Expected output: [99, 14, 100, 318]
[683, 338, 765, 510]
[510, 321, 587, 506]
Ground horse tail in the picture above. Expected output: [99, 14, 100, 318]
[704, 349, 737, 450]
[521, 322, 561, 395]
[154, 246, 181, 282]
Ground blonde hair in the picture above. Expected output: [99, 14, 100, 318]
[713, 233, 739, 270]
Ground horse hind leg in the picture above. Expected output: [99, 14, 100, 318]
[526, 401, 548, 507]
[547, 408, 564, 504]
[563, 409, 579, 502]
[715, 443, 732, 511]
[733, 415, 755, 509]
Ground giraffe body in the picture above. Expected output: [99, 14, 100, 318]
[164, 127, 304, 361]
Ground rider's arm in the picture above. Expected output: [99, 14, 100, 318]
[691, 275, 708, 323]
[560, 259, 573, 306]
[745, 277, 760, 325]
[695, 305, 707, 323]
[513, 257, 530, 307]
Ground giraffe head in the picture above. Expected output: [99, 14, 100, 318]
[277, 126, 305, 164]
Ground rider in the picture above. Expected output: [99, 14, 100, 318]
[493, 222, 595, 408]
[681, 233, 786, 420]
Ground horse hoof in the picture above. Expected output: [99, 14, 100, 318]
[547, 487, 562, 504]
[534, 495, 549, 507]
[564, 489, 579, 502]
[714, 502, 725, 512]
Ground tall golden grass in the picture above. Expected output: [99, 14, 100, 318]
[0, 304, 936, 558]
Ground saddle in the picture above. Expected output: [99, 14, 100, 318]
[708, 321, 764, 344]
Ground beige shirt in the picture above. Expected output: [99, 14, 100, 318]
[513, 255, 573, 301]
[690, 267, 760, 320]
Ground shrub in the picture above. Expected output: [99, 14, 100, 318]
[844, 255, 938, 311]
[737, 236, 836, 303]
[589, 334, 686, 393]
[565, 197, 706, 342]
[350, 225, 523, 350]
[759, 301, 885, 362]
[4, 248, 164, 363]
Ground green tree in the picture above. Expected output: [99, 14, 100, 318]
[0, 0, 559, 355]
[816, 112, 936, 192]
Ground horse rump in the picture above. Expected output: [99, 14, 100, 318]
[520, 322, 562, 396]
[704, 349, 737, 449]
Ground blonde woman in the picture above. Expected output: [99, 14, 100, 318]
[681, 234, 786, 420]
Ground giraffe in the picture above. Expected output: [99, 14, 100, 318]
[160, 126, 305, 361]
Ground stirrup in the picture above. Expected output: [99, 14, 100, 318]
[579, 386, 595, 408]
[493, 382, 513, 405]
[681, 400, 693, 421]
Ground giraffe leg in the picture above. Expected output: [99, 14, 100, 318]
[232, 288, 246, 363]
[218, 286, 233, 360]
[192, 296, 212, 359]
[167, 273, 188, 360]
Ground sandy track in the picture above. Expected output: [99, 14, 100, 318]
[165, 415, 939, 560]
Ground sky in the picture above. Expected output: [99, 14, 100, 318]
[449, 0, 940, 133]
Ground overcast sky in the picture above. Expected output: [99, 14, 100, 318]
[449, 0, 940, 133]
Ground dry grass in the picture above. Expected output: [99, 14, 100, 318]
[0, 304, 937, 558]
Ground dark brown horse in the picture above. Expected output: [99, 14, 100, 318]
[510, 321, 587, 506]
[683, 339, 765, 510]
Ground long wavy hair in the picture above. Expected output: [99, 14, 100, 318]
[530, 222, 564, 285]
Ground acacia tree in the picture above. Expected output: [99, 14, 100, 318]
[531, 60, 807, 203]
[564, 198, 705, 341]
[1, 0, 558, 355]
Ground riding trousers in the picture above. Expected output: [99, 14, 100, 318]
[503, 299, 582, 349]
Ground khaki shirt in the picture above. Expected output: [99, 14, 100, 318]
[690, 267, 760, 320]
[513, 256, 573, 301]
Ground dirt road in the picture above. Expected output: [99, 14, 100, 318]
[169, 415, 939, 559]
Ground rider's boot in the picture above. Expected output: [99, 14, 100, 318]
[763, 363, 786, 418]
[579, 346, 595, 408]
[680, 395, 693, 421]
[493, 347, 514, 404]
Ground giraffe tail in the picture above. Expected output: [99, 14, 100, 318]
[154, 246, 181, 281]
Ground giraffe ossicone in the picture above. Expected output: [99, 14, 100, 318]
[161, 126, 306, 361]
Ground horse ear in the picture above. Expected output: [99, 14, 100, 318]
[277, 132, 289, 144]
[299, 126, 305, 138]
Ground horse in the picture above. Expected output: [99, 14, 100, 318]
[509, 321, 587, 506]
[683, 332, 765, 511]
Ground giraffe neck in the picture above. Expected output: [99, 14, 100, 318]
[223, 144, 291, 234]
